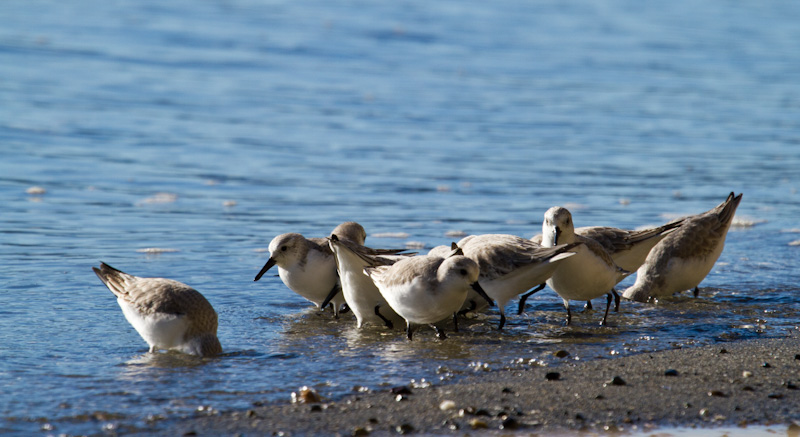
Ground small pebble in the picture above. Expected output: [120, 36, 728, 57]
[309, 405, 322, 412]
[742, 371, 753, 378]
[708, 390, 727, 397]
[795, 354, 800, 360]
[699, 408, 711, 417]
[439, 400, 456, 411]
[395, 394, 407, 402]
[768, 393, 784, 399]
[395, 424, 414, 434]
[501, 387, 514, 394]
[664, 369, 679, 377]
[554, 350, 569, 358]
[762, 362, 772, 368]
[468, 418, 488, 429]
[291, 386, 321, 404]
[545, 372, 560, 381]
[719, 348, 728, 354]
[246, 410, 256, 418]
[742, 386, 755, 392]
[784, 381, 798, 390]
[605, 376, 626, 386]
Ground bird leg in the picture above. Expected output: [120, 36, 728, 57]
[452, 313, 459, 333]
[693, 286, 700, 298]
[611, 289, 620, 312]
[600, 292, 613, 326]
[374, 305, 394, 329]
[517, 283, 545, 315]
[406, 322, 414, 341]
[584, 300, 593, 311]
[564, 301, 572, 326]
[457, 300, 476, 316]
[432, 324, 447, 340]
[498, 311, 506, 330]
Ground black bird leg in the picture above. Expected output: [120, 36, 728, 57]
[452, 312, 459, 333]
[498, 312, 506, 330]
[584, 300, 593, 311]
[611, 288, 620, 312]
[432, 324, 447, 339]
[600, 292, 613, 326]
[693, 286, 700, 298]
[375, 305, 394, 329]
[517, 283, 545, 315]
[457, 299, 477, 316]
[406, 322, 414, 340]
[565, 304, 572, 326]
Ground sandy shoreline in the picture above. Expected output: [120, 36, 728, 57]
[167, 335, 800, 436]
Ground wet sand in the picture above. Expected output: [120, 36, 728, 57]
[170, 335, 800, 435]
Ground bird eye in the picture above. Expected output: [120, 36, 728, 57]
[459, 268, 468, 276]
[281, 246, 288, 252]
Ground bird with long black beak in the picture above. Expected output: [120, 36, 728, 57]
[253, 222, 368, 317]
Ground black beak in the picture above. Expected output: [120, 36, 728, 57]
[553, 226, 561, 246]
[254, 258, 277, 281]
[471, 281, 495, 307]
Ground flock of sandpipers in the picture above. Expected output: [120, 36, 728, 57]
[93, 192, 742, 357]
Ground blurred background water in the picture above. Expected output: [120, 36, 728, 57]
[1, 0, 799, 434]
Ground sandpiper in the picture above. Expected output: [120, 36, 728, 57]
[93, 262, 222, 357]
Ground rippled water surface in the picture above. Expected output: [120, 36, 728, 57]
[2, 0, 800, 434]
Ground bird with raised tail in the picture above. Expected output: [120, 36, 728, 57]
[541, 207, 633, 325]
[253, 222, 370, 317]
[93, 262, 222, 357]
[623, 192, 742, 302]
[525, 214, 684, 312]
[327, 234, 409, 329]
[455, 234, 580, 329]
[364, 253, 494, 340]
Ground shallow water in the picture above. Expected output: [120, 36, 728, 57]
[1, 0, 799, 434]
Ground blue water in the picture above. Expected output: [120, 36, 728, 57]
[2, 0, 799, 434]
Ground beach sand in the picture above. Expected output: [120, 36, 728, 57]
[170, 335, 800, 435]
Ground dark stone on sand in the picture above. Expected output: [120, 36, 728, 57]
[605, 376, 626, 386]
[310, 405, 322, 412]
[665, 369, 679, 377]
[500, 417, 519, 429]
[554, 350, 569, 358]
[762, 362, 771, 368]
[708, 390, 727, 397]
[545, 372, 560, 381]
[390, 386, 412, 395]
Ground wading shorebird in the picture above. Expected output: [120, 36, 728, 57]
[364, 252, 493, 340]
[623, 192, 742, 302]
[93, 262, 222, 357]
